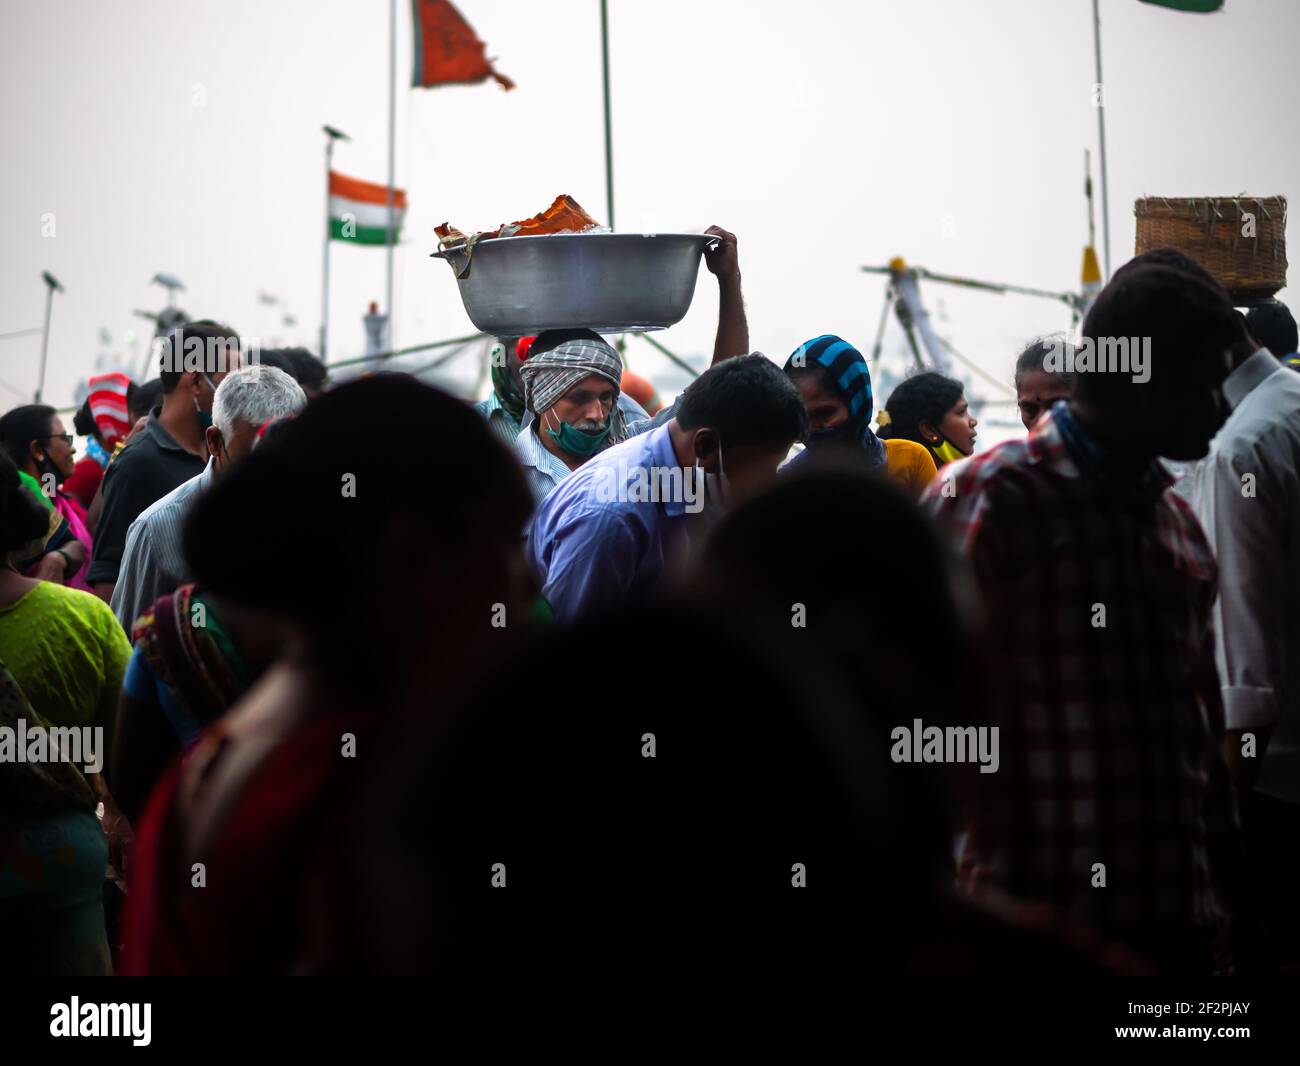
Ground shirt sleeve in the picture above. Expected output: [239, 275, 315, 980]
[922, 458, 1011, 586]
[110, 517, 158, 631]
[534, 506, 641, 625]
[87, 458, 137, 586]
[1193, 441, 1292, 731]
[625, 399, 679, 438]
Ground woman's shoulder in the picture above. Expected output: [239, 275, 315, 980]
[30, 582, 123, 634]
[883, 437, 937, 468]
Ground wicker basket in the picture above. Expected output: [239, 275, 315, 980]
[1134, 196, 1287, 301]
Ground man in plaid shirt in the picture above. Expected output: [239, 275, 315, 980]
[924, 264, 1247, 973]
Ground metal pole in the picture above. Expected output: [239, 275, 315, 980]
[600, 0, 615, 232]
[322, 136, 334, 362]
[385, 0, 398, 352]
[35, 282, 55, 403]
[1092, 0, 1112, 280]
[636, 332, 701, 379]
[868, 285, 895, 366]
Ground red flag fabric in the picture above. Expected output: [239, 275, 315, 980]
[411, 0, 514, 90]
[86, 371, 133, 446]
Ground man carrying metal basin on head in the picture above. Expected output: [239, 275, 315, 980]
[512, 225, 749, 502]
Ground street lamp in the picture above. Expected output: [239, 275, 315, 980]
[34, 271, 64, 403]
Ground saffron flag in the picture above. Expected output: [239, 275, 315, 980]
[411, 0, 514, 90]
[329, 171, 407, 246]
[1139, 0, 1223, 11]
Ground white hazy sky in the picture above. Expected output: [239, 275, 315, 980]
[3, 0, 1297, 429]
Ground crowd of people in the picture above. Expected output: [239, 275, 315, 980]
[2, 227, 1298, 977]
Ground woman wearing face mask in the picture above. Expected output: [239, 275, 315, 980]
[783, 335, 938, 497]
[0, 405, 93, 590]
[877, 371, 979, 470]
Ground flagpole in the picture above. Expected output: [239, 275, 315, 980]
[321, 135, 334, 363]
[321, 126, 350, 363]
[385, 0, 398, 352]
[1091, 0, 1112, 280]
[600, 0, 615, 232]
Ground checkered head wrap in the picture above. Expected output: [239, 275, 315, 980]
[519, 330, 624, 416]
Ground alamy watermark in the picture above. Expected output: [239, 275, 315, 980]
[590, 460, 705, 514]
[0, 722, 103, 773]
[890, 718, 999, 774]
[155, 326, 262, 374]
[50, 998, 151, 1046]
[1046, 335, 1150, 384]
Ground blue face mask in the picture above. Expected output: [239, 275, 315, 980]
[545, 411, 612, 458]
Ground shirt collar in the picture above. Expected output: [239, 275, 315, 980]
[143, 405, 191, 455]
[1222, 347, 1282, 410]
[517, 423, 569, 480]
[647, 423, 688, 518]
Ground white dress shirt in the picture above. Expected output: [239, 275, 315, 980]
[1184, 349, 1300, 805]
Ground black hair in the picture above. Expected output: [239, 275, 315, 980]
[1115, 247, 1226, 296]
[129, 379, 162, 422]
[1014, 337, 1076, 389]
[72, 398, 97, 442]
[703, 460, 967, 660]
[0, 451, 49, 554]
[158, 319, 241, 392]
[280, 348, 328, 391]
[0, 405, 57, 469]
[1246, 300, 1298, 359]
[876, 371, 964, 446]
[676, 354, 807, 449]
[182, 373, 530, 655]
[256, 349, 299, 379]
[1076, 264, 1239, 404]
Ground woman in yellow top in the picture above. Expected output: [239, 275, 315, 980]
[783, 334, 937, 497]
[0, 452, 130, 762]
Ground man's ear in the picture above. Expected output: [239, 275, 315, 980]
[692, 428, 721, 472]
[205, 425, 224, 459]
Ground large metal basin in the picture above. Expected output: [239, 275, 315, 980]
[431, 231, 717, 334]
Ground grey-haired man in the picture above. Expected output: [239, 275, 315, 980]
[110, 364, 307, 630]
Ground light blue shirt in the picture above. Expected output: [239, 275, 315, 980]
[525, 422, 698, 624]
[472, 392, 523, 449]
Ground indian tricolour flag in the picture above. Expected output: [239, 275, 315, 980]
[329, 171, 407, 245]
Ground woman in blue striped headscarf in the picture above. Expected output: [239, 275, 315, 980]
[783, 334, 938, 497]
